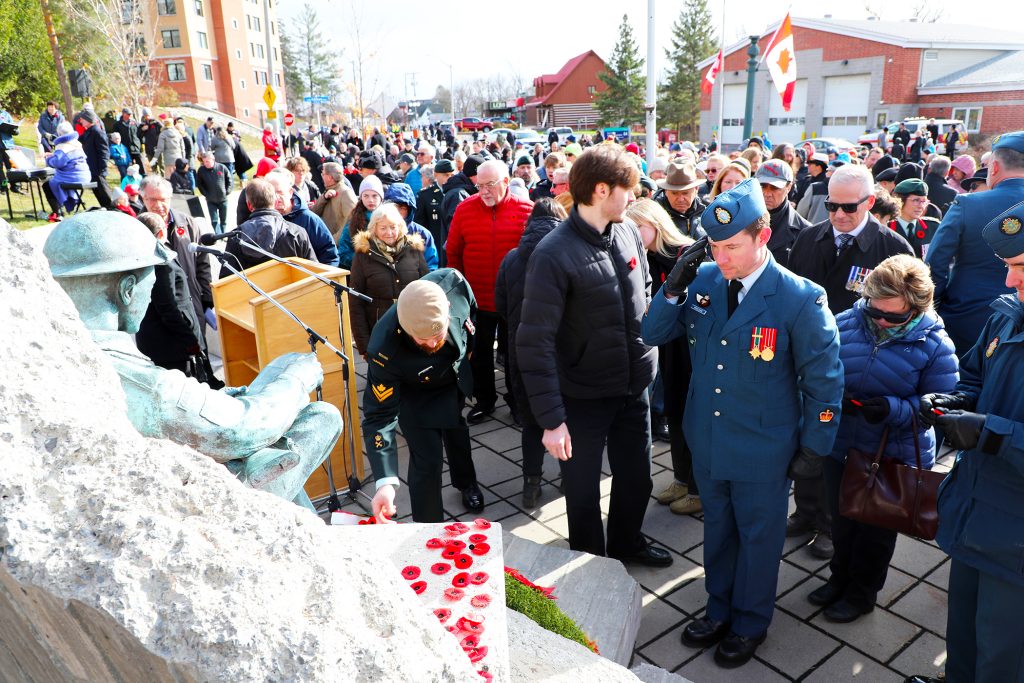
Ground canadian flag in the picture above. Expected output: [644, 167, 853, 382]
[702, 49, 723, 95]
[764, 13, 797, 111]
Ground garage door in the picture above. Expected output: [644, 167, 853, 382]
[821, 74, 871, 141]
[767, 79, 807, 145]
[721, 84, 746, 147]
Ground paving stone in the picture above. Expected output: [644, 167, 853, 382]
[888, 631, 948, 678]
[776, 573, 827, 620]
[757, 610, 841, 679]
[663, 577, 708, 617]
[803, 646, 904, 682]
[924, 558, 950, 591]
[890, 535, 948, 578]
[623, 552, 703, 597]
[675, 646, 789, 682]
[782, 542, 832, 572]
[639, 505, 706, 555]
[636, 625, 693, 673]
[811, 607, 920, 662]
[776, 561, 812, 597]
[636, 592, 690, 647]
[877, 567, 917, 607]
[474, 426, 524, 453]
[542, 513, 571, 538]
[469, 449, 524, 487]
[630, 661, 696, 683]
[504, 513, 564, 545]
[889, 582, 948, 637]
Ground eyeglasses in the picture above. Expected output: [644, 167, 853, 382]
[475, 180, 503, 190]
[825, 196, 870, 213]
[862, 300, 914, 324]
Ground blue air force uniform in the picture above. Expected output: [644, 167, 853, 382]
[642, 180, 843, 639]
[931, 200, 1024, 682]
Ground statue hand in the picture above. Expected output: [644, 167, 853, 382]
[222, 385, 248, 397]
[372, 485, 397, 524]
[279, 352, 324, 394]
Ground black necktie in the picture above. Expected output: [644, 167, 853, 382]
[728, 280, 743, 318]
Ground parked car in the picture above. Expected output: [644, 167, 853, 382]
[457, 117, 492, 132]
[546, 126, 574, 145]
[486, 116, 518, 130]
[514, 129, 546, 147]
[486, 128, 517, 144]
[858, 118, 966, 149]
[806, 137, 861, 156]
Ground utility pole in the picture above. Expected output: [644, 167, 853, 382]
[39, 0, 73, 116]
[644, 0, 656, 162]
[742, 35, 760, 141]
[262, 0, 278, 135]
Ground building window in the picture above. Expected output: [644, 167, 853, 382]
[923, 50, 939, 61]
[161, 29, 181, 48]
[156, 0, 175, 15]
[587, 85, 596, 95]
[252, 16, 261, 31]
[235, 49, 242, 59]
[202, 63, 213, 81]
[194, 0, 203, 15]
[166, 62, 186, 82]
[120, 0, 139, 24]
[244, 107, 250, 117]
[240, 79, 246, 90]
[273, 47, 278, 62]
[952, 106, 983, 133]
[231, 18, 238, 29]
[197, 31, 208, 49]
[271, 20, 276, 35]
[126, 32, 146, 54]
[275, 72, 281, 86]
[875, 111, 888, 128]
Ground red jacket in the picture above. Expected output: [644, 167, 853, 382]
[262, 131, 280, 160]
[446, 190, 533, 311]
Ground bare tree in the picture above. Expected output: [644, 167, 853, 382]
[910, 1, 944, 23]
[347, 0, 387, 134]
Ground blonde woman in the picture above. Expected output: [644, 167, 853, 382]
[349, 202, 428, 357]
[625, 199, 703, 515]
[708, 160, 751, 199]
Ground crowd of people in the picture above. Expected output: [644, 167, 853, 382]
[6, 95, 1024, 681]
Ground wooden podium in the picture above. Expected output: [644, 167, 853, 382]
[211, 258, 364, 501]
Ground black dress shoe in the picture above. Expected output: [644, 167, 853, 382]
[466, 405, 494, 424]
[824, 599, 873, 623]
[808, 581, 844, 606]
[714, 630, 766, 668]
[680, 617, 731, 648]
[610, 544, 674, 567]
[652, 415, 670, 442]
[460, 483, 485, 512]
[785, 513, 814, 538]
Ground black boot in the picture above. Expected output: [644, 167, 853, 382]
[522, 475, 542, 508]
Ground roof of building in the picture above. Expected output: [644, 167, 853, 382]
[920, 50, 1024, 91]
[529, 50, 604, 106]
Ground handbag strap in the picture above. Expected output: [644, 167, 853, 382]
[910, 412, 923, 470]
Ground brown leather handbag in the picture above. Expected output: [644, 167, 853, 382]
[839, 416, 946, 540]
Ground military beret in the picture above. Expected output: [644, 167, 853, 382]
[991, 131, 1024, 155]
[893, 178, 927, 196]
[434, 159, 456, 174]
[875, 167, 899, 183]
[516, 155, 534, 167]
[982, 199, 1024, 258]
[701, 178, 767, 241]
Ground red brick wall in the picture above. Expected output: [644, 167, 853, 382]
[918, 91, 1024, 134]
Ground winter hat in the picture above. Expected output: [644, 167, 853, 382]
[434, 159, 456, 174]
[625, 142, 640, 154]
[462, 154, 487, 179]
[255, 157, 278, 178]
[359, 174, 384, 199]
[950, 154, 977, 177]
[397, 280, 450, 339]
[564, 143, 583, 158]
[895, 162, 923, 184]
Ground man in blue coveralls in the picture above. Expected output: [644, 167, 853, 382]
[642, 179, 843, 668]
[909, 198, 1024, 683]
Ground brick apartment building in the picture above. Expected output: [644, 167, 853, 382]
[525, 51, 609, 129]
[139, 0, 285, 127]
[698, 17, 1024, 147]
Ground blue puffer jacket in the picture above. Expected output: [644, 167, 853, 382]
[830, 301, 959, 468]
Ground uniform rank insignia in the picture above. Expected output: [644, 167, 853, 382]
[696, 293, 711, 307]
[986, 336, 999, 358]
[372, 383, 394, 402]
[464, 319, 475, 334]
[714, 207, 732, 224]
[845, 266, 873, 293]
[373, 433, 385, 449]
[749, 326, 777, 361]
[819, 409, 835, 423]
[1001, 217, 1022, 236]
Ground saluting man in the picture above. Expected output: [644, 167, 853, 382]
[642, 179, 843, 669]
[363, 269, 485, 523]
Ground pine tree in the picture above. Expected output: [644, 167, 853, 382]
[595, 15, 646, 128]
[280, 2, 340, 117]
[658, 0, 717, 140]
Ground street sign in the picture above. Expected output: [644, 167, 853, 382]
[263, 85, 276, 110]
[284, 112, 294, 126]
[302, 95, 330, 103]
[267, 110, 277, 120]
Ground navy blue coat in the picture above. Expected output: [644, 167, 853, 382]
[830, 302, 959, 468]
[937, 295, 1024, 588]
[925, 178, 1022, 354]
[284, 207, 340, 267]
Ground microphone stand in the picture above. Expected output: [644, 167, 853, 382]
[224, 233, 374, 511]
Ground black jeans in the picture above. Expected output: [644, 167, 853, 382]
[469, 310, 500, 410]
[521, 423, 545, 478]
[402, 421, 476, 523]
[560, 391, 654, 557]
[668, 416, 699, 494]
[793, 472, 831, 533]
[822, 456, 897, 610]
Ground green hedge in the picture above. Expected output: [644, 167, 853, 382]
[504, 572, 598, 653]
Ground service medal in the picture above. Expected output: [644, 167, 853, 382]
[750, 326, 777, 361]
[986, 336, 999, 358]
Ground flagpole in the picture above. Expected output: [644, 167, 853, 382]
[717, 0, 725, 148]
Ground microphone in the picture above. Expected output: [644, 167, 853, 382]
[199, 230, 240, 246]
[188, 243, 229, 259]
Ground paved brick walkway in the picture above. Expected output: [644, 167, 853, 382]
[335, 362, 951, 682]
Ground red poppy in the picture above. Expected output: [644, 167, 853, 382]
[401, 566, 421, 580]
[468, 533, 488, 544]
[458, 618, 485, 635]
[629, 256, 638, 270]
[917, 230, 926, 238]
[452, 572, 470, 588]
[433, 607, 452, 623]
[470, 543, 490, 556]
[410, 580, 427, 595]
[470, 571, 489, 585]
[467, 645, 489, 663]
[446, 624, 460, 634]
[461, 634, 481, 649]
[470, 594, 492, 608]
[446, 539, 467, 551]
[478, 670, 493, 682]
[464, 610, 485, 624]
[443, 587, 465, 601]
[473, 519, 491, 530]
[441, 547, 459, 560]
[431, 562, 451, 575]
[425, 538, 444, 549]
[454, 554, 474, 569]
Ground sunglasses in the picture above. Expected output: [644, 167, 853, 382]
[825, 196, 870, 213]
[862, 300, 914, 325]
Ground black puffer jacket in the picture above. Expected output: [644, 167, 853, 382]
[440, 173, 477, 238]
[495, 214, 561, 426]
[349, 231, 428, 355]
[517, 209, 657, 429]
[221, 209, 316, 278]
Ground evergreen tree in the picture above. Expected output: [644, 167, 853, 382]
[659, 0, 717, 140]
[280, 2, 340, 117]
[595, 15, 646, 128]
[0, 0, 61, 114]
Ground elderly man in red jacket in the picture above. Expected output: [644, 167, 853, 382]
[447, 159, 533, 423]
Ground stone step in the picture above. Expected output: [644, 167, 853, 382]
[630, 661, 696, 683]
[502, 534, 642, 667]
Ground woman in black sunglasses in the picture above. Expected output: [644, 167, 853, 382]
[807, 254, 959, 623]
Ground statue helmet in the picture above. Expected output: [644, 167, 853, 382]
[44, 211, 171, 278]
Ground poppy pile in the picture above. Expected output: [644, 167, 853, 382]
[400, 518, 497, 681]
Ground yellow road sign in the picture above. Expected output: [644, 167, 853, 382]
[263, 85, 276, 110]
[267, 110, 277, 120]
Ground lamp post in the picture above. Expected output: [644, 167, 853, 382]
[742, 35, 760, 141]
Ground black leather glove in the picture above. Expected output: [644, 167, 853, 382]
[787, 447, 822, 481]
[857, 397, 890, 424]
[664, 237, 708, 298]
[934, 410, 986, 451]
[919, 391, 974, 427]
[841, 395, 861, 416]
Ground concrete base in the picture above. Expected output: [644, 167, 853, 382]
[630, 662, 696, 683]
[502, 535, 642, 667]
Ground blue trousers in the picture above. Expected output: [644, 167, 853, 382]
[694, 458, 789, 637]
[946, 559, 1024, 682]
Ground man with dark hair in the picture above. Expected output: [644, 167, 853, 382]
[642, 179, 842, 668]
[926, 132, 1024, 356]
[113, 108, 144, 171]
[78, 109, 114, 209]
[517, 146, 671, 567]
